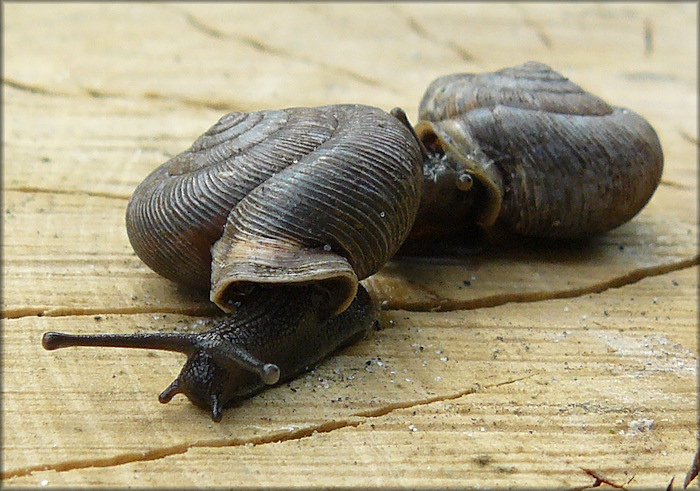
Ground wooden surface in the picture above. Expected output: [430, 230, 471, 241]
[2, 3, 697, 488]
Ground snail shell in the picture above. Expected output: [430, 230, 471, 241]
[408, 61, 664, 241]
[43, 104, 424, 421]
[126, 105, 423, 315]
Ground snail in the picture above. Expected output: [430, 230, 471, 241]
[41, 62, 663, 422]
[43, 105, 424, 421]
[405, 61, 663, 243]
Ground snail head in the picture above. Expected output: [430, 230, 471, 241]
[400, 118, 502, 244]
[42, 327, 281, 422]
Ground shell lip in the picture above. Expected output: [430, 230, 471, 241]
[415, 120, 503, 227]
[210, 238, 359, 316]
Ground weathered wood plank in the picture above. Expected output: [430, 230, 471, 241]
[3, 267, 696, 487]
[2, 2, 697, 489]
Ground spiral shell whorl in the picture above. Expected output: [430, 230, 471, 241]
[126, 109, 325, 289]
[126, 104, 423, 313]
[419, 61, 614, 120]
[467, 105, 663, 237]
[210, 105, 423, 313]
[417, 61, 664, 239]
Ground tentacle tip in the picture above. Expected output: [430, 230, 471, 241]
[261, 363, 280, 385]
[41, 332, 62, 351]
[456, 172, 473, 191]
[210, 395, 223, 422]
[158, 380, 181, 404]
[389, 107, 407, 120]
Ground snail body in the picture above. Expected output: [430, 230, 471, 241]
[42, 63, 664, 422]
[406, 61, 664, 242]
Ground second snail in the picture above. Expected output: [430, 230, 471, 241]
[42, 62, 663, 421]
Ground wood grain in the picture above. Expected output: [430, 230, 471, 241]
[2, 3, 697, 488]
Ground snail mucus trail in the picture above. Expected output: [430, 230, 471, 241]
[41, 62, 663, 422]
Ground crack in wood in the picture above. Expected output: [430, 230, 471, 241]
[3, 77, 244, 112]
[643, 18, 654, 57]
[515, 6, 554, 50]
[383, 257, 700, 312]
[2, 78, 68, 96]
[79, 83, 247, 111]
[3, 186, 130, 201]
[1, 374, 534, 480]
[182, 10, 395, 92]
[3, 305, 218, 320]
[659, 179, 694, 190]
[141, 91, 247, 112]
[678, 129, 699, 147]
[395, 8, 478, 63]
[184, 11, 227, 39]
[4, 257, 697, 321]
[0, 420, 362, 480]
[577, 467, 630, 490]
[352, 373, 537, 419]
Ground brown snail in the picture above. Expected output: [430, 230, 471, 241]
[42, 62, 663, 422]
[43, 104, 424, 421]
[406, 61, 663, 243]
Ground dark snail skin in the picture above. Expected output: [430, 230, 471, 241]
[41, 104, 424, 421]
[406, 61, 664, 242]
[41, 63, 664, 421]
[43, 284, 376, 422]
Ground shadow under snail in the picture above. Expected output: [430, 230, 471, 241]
[42, 62, 663, 421]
